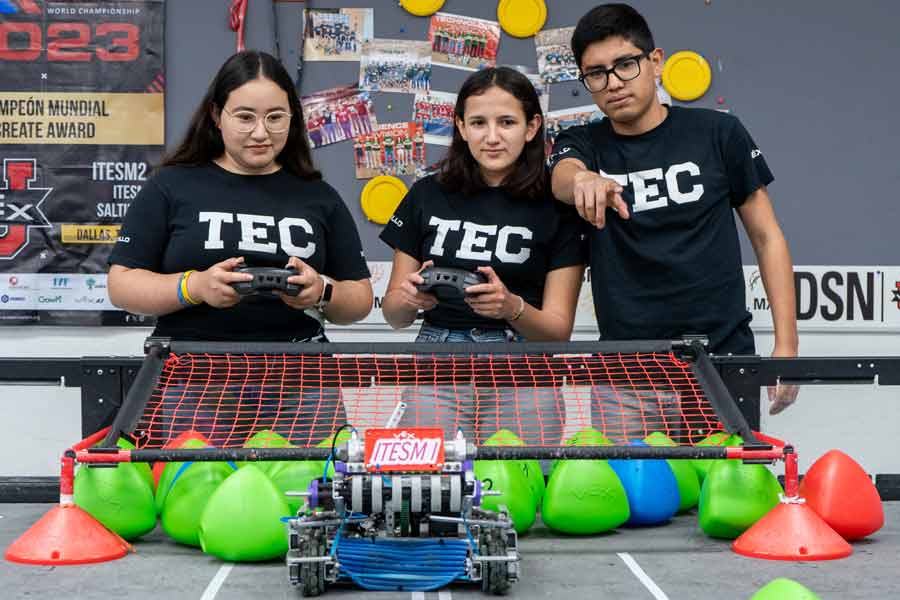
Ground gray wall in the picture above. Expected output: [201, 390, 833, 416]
[4, 1, 898, 479]
[167, 0, 898, 264]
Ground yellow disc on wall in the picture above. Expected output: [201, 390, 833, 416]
[497, 0, 547, 38]
[662, 51, 712, 102]
[361, 176, 408, 225]
[399, 0, 445, 17]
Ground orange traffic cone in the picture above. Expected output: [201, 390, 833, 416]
[733, 448, 852, 561]
[5, 503, 131, 565]
[7, 442, 132, 566]
[798, 450, 884, 540]
[732, 498, 852, 561]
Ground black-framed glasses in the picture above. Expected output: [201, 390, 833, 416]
[579, 52, 649, 93]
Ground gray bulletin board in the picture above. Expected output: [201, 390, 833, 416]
[162, 0, 900, 265]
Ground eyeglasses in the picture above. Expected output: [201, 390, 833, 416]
[579, 53, 649, 93]
[222, 108, 293, 133]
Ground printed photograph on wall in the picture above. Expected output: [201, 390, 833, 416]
[353, 122, 426, 179]
[535, 26, 579, 84]
[544, 104, 606, 159]
[428, 13, 500, 72]
[414, 161, 442, 182]
[303, 8, 374, 62]
[509, 65, 550, 114]
[301, 84, 376, 148]
[359, 39, 432, 93]
[412, 90, 457, 146]
[544, 86, 671, 158]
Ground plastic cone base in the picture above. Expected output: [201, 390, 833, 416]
[732, 501, 852, 561]
[5, 504, 131, 565]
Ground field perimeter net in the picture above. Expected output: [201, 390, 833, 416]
[118, 341, 741, 450]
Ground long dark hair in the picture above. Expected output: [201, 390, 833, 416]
[162, 50, 320, 179]
[436, 67, 545, 200]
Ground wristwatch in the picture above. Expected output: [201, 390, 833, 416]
[315, 275, 334, 311]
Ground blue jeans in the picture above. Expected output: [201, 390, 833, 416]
[398, 323, 565, 446]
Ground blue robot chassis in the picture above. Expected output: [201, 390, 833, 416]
[286, 430, 520, 596]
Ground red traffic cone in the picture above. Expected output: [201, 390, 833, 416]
[799, 449, 883, 540]
[5, 503, 131, 565]
[732, 498, 852, 561]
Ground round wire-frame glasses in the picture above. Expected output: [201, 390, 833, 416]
[223, 108, 293, 133]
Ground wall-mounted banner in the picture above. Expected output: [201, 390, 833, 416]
[745, 266, 900, 331]
[0, 0, 165, 326]
[357, 263, 900, 333]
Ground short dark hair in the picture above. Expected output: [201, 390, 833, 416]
[162, 51, 320, 180]
[571, 3, 655, 71]
[436, 67, 545, 200]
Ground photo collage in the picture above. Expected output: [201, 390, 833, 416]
[299, 8, 661, 182]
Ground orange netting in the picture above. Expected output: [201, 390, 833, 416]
[130, 351, 723, 449]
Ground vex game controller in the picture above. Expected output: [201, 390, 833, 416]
[231, 266, 301, 298]
[416, 267, 487, 298]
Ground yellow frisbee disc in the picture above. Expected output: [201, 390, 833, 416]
[399, 0, 445, 17]
[497, 0, 547, 38]
[662, 51, 712, 102]
[360, 176, 408, 225]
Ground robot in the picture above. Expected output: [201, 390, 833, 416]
[286, 413, 519, 596]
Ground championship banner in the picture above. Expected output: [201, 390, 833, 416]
[0, 0, 164, 325]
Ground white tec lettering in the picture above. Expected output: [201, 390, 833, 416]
[199, 212, 317, 258]
[600, 161, 705, 214]
[427, 217, 533, 264]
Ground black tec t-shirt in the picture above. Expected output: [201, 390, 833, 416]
[550, 107, 774, 352]
[379, 174, 586, 330]
[108, 163, 371, 341]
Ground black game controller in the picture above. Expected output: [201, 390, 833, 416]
[416, 267, 488, 298]
[231, 266, 302, 298]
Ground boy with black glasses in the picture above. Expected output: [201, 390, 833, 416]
[550, 3, 798, 419]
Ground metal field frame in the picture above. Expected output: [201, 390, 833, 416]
[1, 340, 899, 500]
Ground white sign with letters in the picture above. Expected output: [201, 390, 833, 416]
[361, 262, 900, 333]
